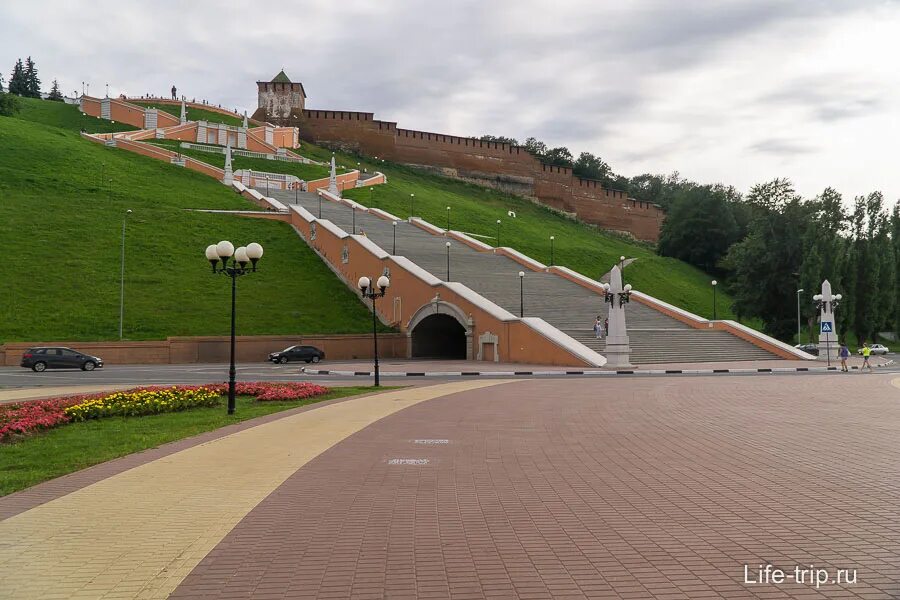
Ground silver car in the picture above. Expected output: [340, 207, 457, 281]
[857, 344, 890, 355]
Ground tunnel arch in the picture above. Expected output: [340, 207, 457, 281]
[407, 301, 473, 360]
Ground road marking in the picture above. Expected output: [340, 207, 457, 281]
[0, 380, 512, 599]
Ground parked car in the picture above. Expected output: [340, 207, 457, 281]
[268, 345, 325, 364]
[857, 344, 890, 355]
[20, 347, 104, 372]
[794, 343, 819, 355]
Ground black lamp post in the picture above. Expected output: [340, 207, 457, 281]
[318, 193, 322, 218]
[446, 206, 451, 231]
[352, 206, 356, 234]
[294, 184, 298, 204]
[392, 221, 397, 254]
[265, 175, 270, 197]
[550, 235, 555, 266]
[711, 280, 718, 320]
[619, 255, 626, 270]
[410, 193, 415, 217]
[205, 240, 264, 414]
[518, 271, 525, 317]
[446, 241, 451, 280]
[358, 274, 391, 387]
[496, 219, 502, 247]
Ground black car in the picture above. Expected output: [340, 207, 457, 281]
[268, 345, 325, 364]
[794, 343, 819, 356]
[20, 347, 104, 372]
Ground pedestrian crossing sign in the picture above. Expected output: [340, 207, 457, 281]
[820, 321, 833, 333]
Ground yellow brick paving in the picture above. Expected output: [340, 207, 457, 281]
[0, 381, 511, 599]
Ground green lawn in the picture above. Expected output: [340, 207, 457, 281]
[147, 139, 333, 181]
[0, 103, 385, 342]
[12, 96, 137, 133]
[129, 100, 244, 127]
[0, 387, 379, 496]
[306, 142, 746, 322]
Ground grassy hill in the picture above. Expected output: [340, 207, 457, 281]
[0, 98, 382, 342]
[147, 139, 333, 181]
[297, 142, 746, 323]
[129, 100, 244, 127]
[15, 97, 138, 134]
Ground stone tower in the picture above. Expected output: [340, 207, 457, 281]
[255, 70, 306, 124]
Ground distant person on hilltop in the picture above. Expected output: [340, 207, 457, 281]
[171, 85, 177, 100]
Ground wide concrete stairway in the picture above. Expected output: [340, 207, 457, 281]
[269, 189, 778, 364]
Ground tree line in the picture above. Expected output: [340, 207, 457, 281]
[1, 56, 63, 116]
[481, 134, 899, 343]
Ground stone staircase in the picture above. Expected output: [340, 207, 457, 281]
[268, 189, 780, 364]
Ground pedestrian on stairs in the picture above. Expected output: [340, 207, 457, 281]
[171, 85, 177, 100]
[604, 317, 609, 335]
[594, 316, 604, 339]
[838, 342, 850, 372]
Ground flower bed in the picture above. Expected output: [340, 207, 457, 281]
[1, 382, 331, 443]
[64, 385, 221, 421]
[213, 381, 330, 402]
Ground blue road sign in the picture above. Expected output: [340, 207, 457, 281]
[820, 321, 834, 333]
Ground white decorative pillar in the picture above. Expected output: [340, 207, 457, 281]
[328, 155, 340, 196]
[196, 121, 207, 144]
[180, 100, 187, 124]
[242, 111, 248, 128]
[603, 265, 634, 369]
[223, 143, 233, 185]
[814, 279, 841, 362]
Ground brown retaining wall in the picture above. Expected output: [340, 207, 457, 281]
[0, 334, 407, 366]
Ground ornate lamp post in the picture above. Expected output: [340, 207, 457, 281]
[205, 240, 264, 414]
[119, 209, 132, 339]
[619, 255, 626, 269]
[600, 265, 633, 368]
[711, 280, 718, 320]
[518, 271, 525, 317]
[358, 275, 390, 387]
[550, 235, 555, 266]
[813, 280, 842, 366]
[446, 241, 451, 281]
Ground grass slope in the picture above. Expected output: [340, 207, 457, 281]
[0, 100, 382, 342]
[148, 139, 332, 181]
[297, 142, 745, 322]
[0, 387, 377, 496]
[15, 96, 137, 133]
[129, 100, 244, 127]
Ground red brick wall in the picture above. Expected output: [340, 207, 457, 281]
[293, 110, 662, 241]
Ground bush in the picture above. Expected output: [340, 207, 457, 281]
[0, 92, 21, 117]
[64, 385, 221, 421]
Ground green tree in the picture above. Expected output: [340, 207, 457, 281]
[657, 185, 743, 274]
[47, 79, 63, 101]
[8, 58, 26, 95]
[0, 91, 21, 116]
[23, 56, 40, 98]
[798, 188, 846, 340]
[479, 135, 519, 146]
[572, 152, 612, 181]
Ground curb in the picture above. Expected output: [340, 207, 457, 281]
[300, 362, 894, 378]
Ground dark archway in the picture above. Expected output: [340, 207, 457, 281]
[411, 313, 466, 359]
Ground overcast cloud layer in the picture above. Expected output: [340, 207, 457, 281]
[3, 0, 898, 203]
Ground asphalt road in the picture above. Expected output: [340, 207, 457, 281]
[0, 355, 896, 390]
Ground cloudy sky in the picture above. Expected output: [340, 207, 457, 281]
[3, 0, 899, 203]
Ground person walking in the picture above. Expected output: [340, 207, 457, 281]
[861, 343, 873, 372]
[604, 317, 609, 336]
[593, 316, 604, 339]
[838, 342, 850, 372]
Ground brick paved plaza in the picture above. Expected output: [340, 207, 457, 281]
[1, 374, 898, 599]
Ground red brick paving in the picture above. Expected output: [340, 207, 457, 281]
[168, 374, 900, 598]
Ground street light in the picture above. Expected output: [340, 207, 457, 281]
[619, 255, 626, 269]
[392, 221, 397, 254]
[550, 235, 555, 266]
[119, 209, 132, 339]
[796, 288, 804, 343]
[358, 274, 390, 387]
[265, 175, 270, 197]
[601, 282, 633, 307]
[410, 193, 415, 216]
[446, 241, 451, 280]
[352, 206, 356, 234]
[446, 206, 451, 231]
[318, 192, 322, 218]
[205, 239, 264, 414]
[497, 219, 502, 247]
[711, 280, 718, 320]
[518, 271, 525, 317]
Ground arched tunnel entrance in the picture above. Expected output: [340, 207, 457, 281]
[411, 313, 467, 359]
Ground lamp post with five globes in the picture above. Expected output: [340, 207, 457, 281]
[358, 275, 391, 387]
[205, 240, 264, 414]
